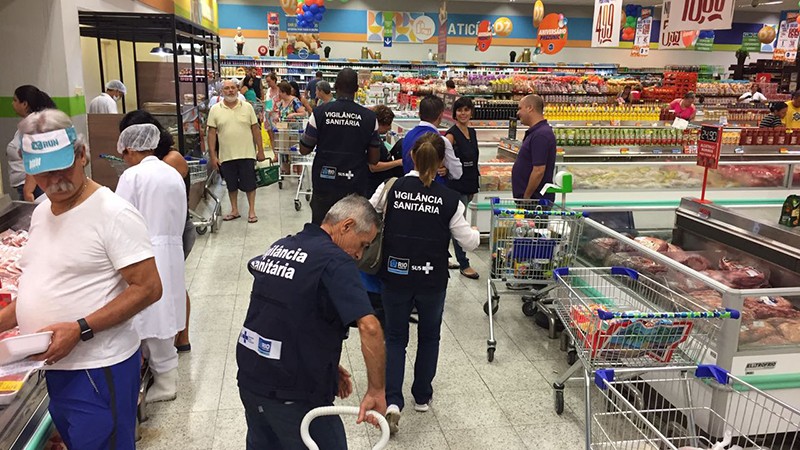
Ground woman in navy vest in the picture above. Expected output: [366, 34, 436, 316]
[445, 97, 481, 280]
[370, 133, 480, 435]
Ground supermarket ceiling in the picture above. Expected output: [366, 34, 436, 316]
[455, 0, 788, 13]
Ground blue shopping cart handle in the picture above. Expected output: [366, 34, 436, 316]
[99, 153, 124, 162]
[596, 308, 740, 321]
[185, 156, 208, 164]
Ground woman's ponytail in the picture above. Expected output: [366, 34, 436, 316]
[411, 133, 445, 187]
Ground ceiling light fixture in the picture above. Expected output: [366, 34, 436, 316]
[150, 43, 173, 56]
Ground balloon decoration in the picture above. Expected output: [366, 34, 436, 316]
[533, 0, 545, 28]
[681, 30, 699, 47]
[758, 25, 776, 44]
[698, 30, 715, 40]
[493, 17, 513, 37]
[621, 5, 641, 42]
[796, 15, 800, 25]
[258, 45, 268, 56]
[295, 0, 326, 28]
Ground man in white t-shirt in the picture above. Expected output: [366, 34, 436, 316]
[0, 109, 162, 450]
[88, 80, 126, 114]
[234, 27, 246, 55]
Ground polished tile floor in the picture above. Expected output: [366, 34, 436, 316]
[137, 179, 587, 450]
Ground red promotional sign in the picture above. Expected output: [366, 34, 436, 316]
[475, 20, 492, 52]
[537, 13, 568, 55]
[662, 0, 735, 32]
[697, 125, 722, 169]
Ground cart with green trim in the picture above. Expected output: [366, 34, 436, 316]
[483, 198, 587, 362]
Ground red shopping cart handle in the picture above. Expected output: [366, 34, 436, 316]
[595, 308, 740, 321]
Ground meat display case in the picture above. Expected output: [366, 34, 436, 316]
[577, 197, 800, 410]
[468, 137, 800, 232]
[0, 196, 52, 450]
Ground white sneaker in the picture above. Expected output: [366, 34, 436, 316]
[414, 400, 431, 412]
[386, 404, 401, 435]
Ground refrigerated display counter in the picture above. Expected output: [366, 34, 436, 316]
[577, 198, 800, 404]
[0, 196, 53, 450]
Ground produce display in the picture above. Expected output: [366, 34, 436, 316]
[554, 127, 688, 147]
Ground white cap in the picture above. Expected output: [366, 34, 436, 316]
[106, 80, 127, 95]
[117, 124, 160, 154]
[237, 27, 242, 31]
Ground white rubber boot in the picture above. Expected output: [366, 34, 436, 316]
[146, 368, 178, 403]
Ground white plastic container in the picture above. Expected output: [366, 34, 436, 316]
[0, 331, 52, 365]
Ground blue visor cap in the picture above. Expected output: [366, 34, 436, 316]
[20, 127, 77, 175]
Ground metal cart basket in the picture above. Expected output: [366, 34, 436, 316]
[551, 266, 739, 449]
[272, 118, 306, 190]
[592, 364, 800, 450]
[483, 198, 586, 362]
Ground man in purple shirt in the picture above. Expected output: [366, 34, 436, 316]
[511, 95, 556, 203]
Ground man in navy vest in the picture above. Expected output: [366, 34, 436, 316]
[237, 195, 387, 450]
[401, 95, 462, 184]
[301, 68, 381, 225]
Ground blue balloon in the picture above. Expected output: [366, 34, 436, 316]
[314, 12, 323, 22]
[310, 4, 319, 13]
[304, 11, 313, 20]
[298, 19, 307, 27]
[319, 6, 326, 13]
[302, 4, 309, 11]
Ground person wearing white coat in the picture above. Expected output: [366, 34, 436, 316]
[115, 124, 187, 403]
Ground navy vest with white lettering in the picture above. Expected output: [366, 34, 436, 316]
[381, 176, 460, 292]
[311, 99, 377, 196]
[446, 125, 480, 195]
[237, 224, 349, 404]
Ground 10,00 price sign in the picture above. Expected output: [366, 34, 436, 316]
[697, 125, 722, 169]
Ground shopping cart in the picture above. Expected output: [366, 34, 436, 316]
[592, 364, 800, 450]
[292, 153, 314, 211]
[551, 266, 739, 449]
[100, 154, 221, 235]
[301, 406, 390, 450]
[483, 198, 586, 362]
[185, 156, 221, 235]
[272, 118, 306, 190]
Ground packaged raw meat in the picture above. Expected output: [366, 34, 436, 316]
[604, 254, 667, 275]
[739, 319, 784, 345]
[743, 296, 797, 320]
[700, 269, 766, 289]
[690, 289, 723, 309]
[583, 237, 619, 262]
[665, 244, 683, 252]
[662, 251, 711, 271]
[773, 318, 800, 343]
[634, 236, 669, 252]
[673, 274, 710, 293]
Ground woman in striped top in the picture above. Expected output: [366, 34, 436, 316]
[760, 102, 787, 128]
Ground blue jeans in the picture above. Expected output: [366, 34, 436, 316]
[452, 195, 472, 269]
[45, 350, 141, 450]
[239, 387, 347, 450]
[382, 286, 446, 410]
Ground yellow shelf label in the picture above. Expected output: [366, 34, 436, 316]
[780, 148, 789, 154]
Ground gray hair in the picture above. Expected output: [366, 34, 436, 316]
[316, 80, 332, 95]
[17, 109, 89, 158]
[322, 194, 380, 234]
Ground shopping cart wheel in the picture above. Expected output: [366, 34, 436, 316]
[196, 226, 208, 235]
[521, 301, 537, 317]
[566, 350, 578, 365]
[487, 340, 496, 362]
[294, 200, 302, 211]
[554, 384, 565, 415]
[483, 297, 499, 316]
[278, 181, 283, 189]
[305, 193, 311, 202]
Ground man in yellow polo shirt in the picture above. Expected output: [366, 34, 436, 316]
[208, 80, 266, 223]
[784, 90, 800, 129]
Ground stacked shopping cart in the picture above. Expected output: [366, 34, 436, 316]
[550, 266, 800, 449]
[272, 119, 313, 210]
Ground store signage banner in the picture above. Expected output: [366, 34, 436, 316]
[661, 0, 735, 32]
[537, 13, 568, 55]
[383, 12, 394, 47]
[631, 8, 652, 57]
[438, 1, 447, 61]
[591, 0, 621, 47]
[659, 19, 698, 50]
[287, 16, 319, 33]
[476, 20, 493, 52]
[367, 11, 435, 43]
[695, 37, 714, 51]
[267, 13, 280, 53]
[741, 32, 761, 53]
[774, 13, 799, 62]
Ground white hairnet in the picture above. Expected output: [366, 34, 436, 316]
[106, 80, 127, 95]
[117, 124, 161, 154]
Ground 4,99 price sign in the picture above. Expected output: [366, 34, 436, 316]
[697, 125, 722, 169]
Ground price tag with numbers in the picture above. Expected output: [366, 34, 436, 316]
[697, 125, 723, 169]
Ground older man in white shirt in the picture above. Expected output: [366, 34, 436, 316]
[115, 124, 188, 403]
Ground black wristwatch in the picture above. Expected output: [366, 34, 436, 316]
[77, 318, 94, 341]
